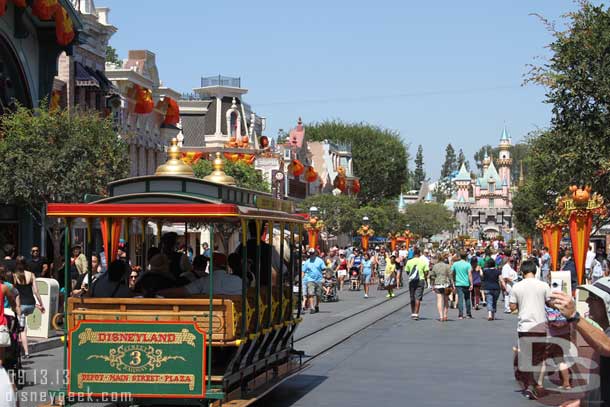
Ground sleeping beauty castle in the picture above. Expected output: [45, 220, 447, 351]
[448, 127, 520, 240]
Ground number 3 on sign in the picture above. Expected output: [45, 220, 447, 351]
[130, 351, 142, 366]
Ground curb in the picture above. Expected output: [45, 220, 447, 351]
[30, 336, 63, 354]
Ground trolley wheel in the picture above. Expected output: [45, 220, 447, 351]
[51, 313, 64, 331]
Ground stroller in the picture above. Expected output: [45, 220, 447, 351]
[377, 270, 387, 290]
[4, 313, 23, 389]
[349, 266, 361, 291]
[321, 270, 339, 302]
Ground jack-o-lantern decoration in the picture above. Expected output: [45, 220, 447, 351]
[134, 85, 154, 114]
[162, 97, 180, 125]
[54, 5, 75, 46]
[570, 185, 592, 205]
[32, 0, 57, 20]
[305, 166, 317, 183]
[288, 159, 305, 177]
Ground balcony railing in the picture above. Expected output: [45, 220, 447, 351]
[200, 75, 241, 88]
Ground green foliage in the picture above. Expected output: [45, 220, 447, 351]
[473, 145, 494, 172]
[402, 202, 457, 238]
[0, 104, 128, 212]
[357, 200, 408, 236]
[457, 148, 469, 171]
[192, 159, 270, 192]
[301, 194, 359, 236]
[106, 45, 121, 66]
[305, 120, 409, 204]
[412, 144, 426, 190]
[512, 178, 544, 237]
[440, 143, 457, 179]
[515, 2, 610, 233]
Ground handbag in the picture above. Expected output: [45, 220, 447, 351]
[0, 325, 10, 348]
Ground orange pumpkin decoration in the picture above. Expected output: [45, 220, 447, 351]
[134, 85, 154, 114]
[571, 185, 592, 204]
[180, 152, 203, 165]
[223, 152, 240, 162]
[352, 179, 361, 194]
[305, 166, 317, 183]
[335, 175, 347, 192]
[54, 5, 75, 46]
[289, 159, 305, 177]
[32, 0, 58, 20]
[241, 136, 250, 145]
[162, 97, 180, 125]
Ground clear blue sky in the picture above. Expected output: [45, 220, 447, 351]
[100, 0, 580, 179]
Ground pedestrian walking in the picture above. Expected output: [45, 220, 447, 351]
[385, 254, 397, 298]
[540, 247, 551, 283]
[470, 257, 482, 310]
[509, 260, 567, 398]
[302, 248, 325, 314]
[12, 256, 45, 359]
[502, 257, 518, 314]
[452, 251, 473, 319]
[482, 258, 505, 320]
[336, 250, 348, 291]
[405, 247, 429, 320]
[429, 253, 453, 321]
[374, 247, 387, 287]
[361, 252, 373, 298]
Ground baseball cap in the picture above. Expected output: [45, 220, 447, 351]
[577, 277, 610, 320]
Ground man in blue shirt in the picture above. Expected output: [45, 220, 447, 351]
[540, 247, 551, 283]
[451, 251, 473, 319]
[302, 248, 325, 314]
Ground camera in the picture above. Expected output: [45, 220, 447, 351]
[551, 278, 564, 293]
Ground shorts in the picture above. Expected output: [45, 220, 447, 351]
[305, 281, 321, 297]
[409, 279, 425, 301]
[21, 304, 35, 316]
[363, 273, 371, 284]
[337, 269, 347, 278]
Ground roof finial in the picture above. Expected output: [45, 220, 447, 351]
[231, 97, 238, 109]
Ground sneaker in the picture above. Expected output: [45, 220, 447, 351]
[467, 315, 473, 319]
[413, 314, 419, 320]
[386, 293, 391, 298]
[390, 293, 395, 298]
[364, 294, 368, 298]
[310, 309, 316, 315]
[410, 313, 417, 318]
[315, 306, 319, 313]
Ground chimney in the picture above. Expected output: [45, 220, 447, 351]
[96, 7, 110, 25]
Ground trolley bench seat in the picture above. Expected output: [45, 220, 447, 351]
[67, 296, 241, 344]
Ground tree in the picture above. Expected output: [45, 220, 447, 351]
[514, 2, 610, 233]
[106, 45, 121, 66]
[300, 194, 359, 236]
[192, 159, 270, 192]
[412, 144, 426, 190]
[402, 202, 457, 238]
[457, 148, 469, 171]
[473, 145, 494, 172]
[0, 104, 129, 262]
[305, 121, 409, 204]
[440, 143, 457, 179]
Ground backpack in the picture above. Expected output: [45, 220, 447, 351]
[408, 263, 419, 283]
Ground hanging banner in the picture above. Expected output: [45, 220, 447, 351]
[569, 212, 592, 285]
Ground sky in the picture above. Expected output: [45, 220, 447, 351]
[99, 0, 581, 179]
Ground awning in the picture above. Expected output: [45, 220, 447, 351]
[75, 61, 99, 87]
[92, 69, 119, 94]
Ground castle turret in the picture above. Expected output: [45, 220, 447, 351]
[497, 126, 512, 188]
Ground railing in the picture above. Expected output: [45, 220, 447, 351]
[200, 75, 241, 88]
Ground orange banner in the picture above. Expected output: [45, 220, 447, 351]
[548, 226, 562, 271]
[390, 237, 397, 252]
[542, 228, 551, 253]
[362, 235, 369, 251]
[307, 229, 318, 250]
[569, 212, 592, 285]
[526, 237, 533, 255]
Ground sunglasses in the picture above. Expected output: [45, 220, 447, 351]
[129, 275, 138, 279]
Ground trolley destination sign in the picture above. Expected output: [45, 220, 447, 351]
[68, 321, 206, 399]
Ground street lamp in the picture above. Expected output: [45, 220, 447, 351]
[357, 216, 374, 252]
[310, 206, 319, 218]
[304, 206, 324, 250]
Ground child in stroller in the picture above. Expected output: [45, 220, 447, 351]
[321, 269, 338, 302]
[349, 266, 361, 291]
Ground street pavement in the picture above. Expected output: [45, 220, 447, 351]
[16, 285, 409, 406]
[16, 286, 541, 407]
[256, 292, 538, 407]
